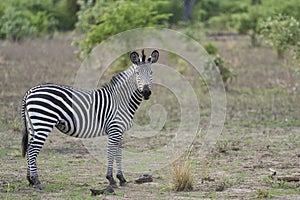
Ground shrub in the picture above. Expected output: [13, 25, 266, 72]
[179, 21, 203, 42]
[0, 0, 57, 41]
[208, 14, 232, 32]
[52, 0, 77, 31]
[75, 0, 172, 59]
[0, 7, 35, 41]
[30, 11, 57, 36]
[259, 14, 300, 60]
[213, 54, 236, 91]
[204, 42, 218, 55]
[231, 5, 268, 46]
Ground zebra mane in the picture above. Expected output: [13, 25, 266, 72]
[141, 49, 146, 62]
[101, 67, 134, 90]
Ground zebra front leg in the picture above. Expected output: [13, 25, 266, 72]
[106, 138, 118, 188]
[116, 139, 127, 186]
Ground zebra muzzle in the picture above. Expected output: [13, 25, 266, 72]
[142, 85, 151, 100]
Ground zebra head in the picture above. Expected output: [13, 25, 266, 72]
[130, 50, 159, 100]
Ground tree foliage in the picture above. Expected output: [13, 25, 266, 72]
[0, 0, 57, 41]
[232, 6, 268, 46]
[0, 0, 78, 41]
[1, 0, 300, 47]
[0, 7, 34, 41]
[52, 0, 78, 30]
[259, 14, 300, 60]
[75, 0, 172, 59]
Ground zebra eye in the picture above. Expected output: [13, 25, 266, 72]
[136, 71, 139, 75]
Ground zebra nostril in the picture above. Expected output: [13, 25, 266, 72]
[142, 85, 151, 100]
[143, 90, 151, 96]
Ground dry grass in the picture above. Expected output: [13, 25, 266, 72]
[201, 158, 214, 182]
[256, 189, 270, 198]
[171, 155, 193, 192]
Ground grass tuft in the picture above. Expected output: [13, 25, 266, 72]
[171, 156, 193, 192]
[256, 189, 270, 198]
[9, 118, 21, 132]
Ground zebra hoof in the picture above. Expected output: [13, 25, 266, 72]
[116, 174, 127, 186]
[30, 176, 43, 190]
[106, 175, 118, 188]
[34, 184, 43, 190]
[119, 181, 127, 186]
[27, 176, 34, 186]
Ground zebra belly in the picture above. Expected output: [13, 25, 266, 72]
[25, 84, 114, 138]
[54, 112, 109, 138]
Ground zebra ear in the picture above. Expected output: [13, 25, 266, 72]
[150, 50, 159, 63]
[130, 51, 140, 65]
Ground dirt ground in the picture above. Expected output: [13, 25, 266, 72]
[0, 34, 299, 199]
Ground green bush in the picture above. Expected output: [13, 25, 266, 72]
[213, 55, 236, 91]
[207, 4, 268, 46]
[179, 21, 203, 42]
[204, 42, 218, 55]
[52, 0, 77, 30]
[30, 11, 57, 36]
[0, 0, 57, 41]
[0, 7, 35, 41]
[232, 6, 268, 46]
[203, 0, 300, 46]
[262, 0, 300, 21]
[75, 0, 172, 59]
[259, 14, 300, 60]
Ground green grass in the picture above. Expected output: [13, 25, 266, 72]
[2, 182, 23, 193]
[53, 187, 93, 199]
[271, 182, 299, 190]
[269, 188, 300, 196]
[234, 172, 248, 184]
[206, 191, 218, 198]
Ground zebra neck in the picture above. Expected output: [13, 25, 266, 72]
[117, 71, 142, 105]
[104, 67, 143, 110]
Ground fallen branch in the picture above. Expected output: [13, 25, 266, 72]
[268, 168, 300, 182]
[275, 175, 300, 182]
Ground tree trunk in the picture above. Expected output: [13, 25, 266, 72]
[182, 0, 199, 21]
[251, 0, 262, 5]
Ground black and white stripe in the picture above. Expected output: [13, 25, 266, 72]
[21, 50, 159, 189]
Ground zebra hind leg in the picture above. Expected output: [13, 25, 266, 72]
[26, 129, 51, 190]
[26, 172, 42, 190]
[27, 143, 44, 190]
[27, 144, 43, 190]
[26, 168, 34, 186]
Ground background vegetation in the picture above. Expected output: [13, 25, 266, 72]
[1, 0, 299, 56]
[1, 0, 298, 75]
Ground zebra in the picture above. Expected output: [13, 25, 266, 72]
[21, 50, 159, 190]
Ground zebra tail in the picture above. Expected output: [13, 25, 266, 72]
[21, 95, 28, 158]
